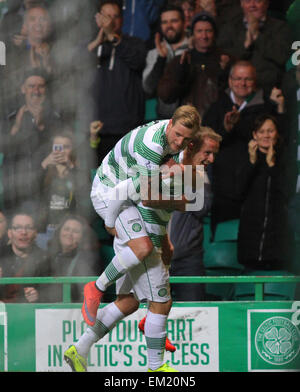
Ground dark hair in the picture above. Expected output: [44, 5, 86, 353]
[253, 113, 282, 148]
[191, 11, 217, 34]
[253, 113, 279, 134]
[99, 0, 123, 15]
[160, 4, 185, 22]
[24, 2, 49, 13]
[22, 68, 49, 84]
[8, 210, 36, 229]
[47, 214, 94, 256]
[172, 0, 196, 8]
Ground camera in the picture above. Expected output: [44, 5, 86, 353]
[53, 144, 63, 152]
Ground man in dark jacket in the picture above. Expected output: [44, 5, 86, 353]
[157, 11, 232, 118]
[85, 0, 147, 166]
[202, 60, 286, 238]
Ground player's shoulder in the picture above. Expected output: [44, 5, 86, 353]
[132, 120, 169, 165]
[135, 120, 168, 148]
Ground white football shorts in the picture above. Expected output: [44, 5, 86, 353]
[91, 175, 171, 303]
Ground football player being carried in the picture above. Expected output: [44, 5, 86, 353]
[64, 105, 220, 372]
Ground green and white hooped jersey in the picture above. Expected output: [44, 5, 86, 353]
[96, 120, 181, 248]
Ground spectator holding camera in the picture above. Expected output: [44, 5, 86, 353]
[38, 130, 92, 242]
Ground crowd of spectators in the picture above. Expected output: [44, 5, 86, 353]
[0, 0, 299, 303]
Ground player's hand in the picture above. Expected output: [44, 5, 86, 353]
[105, 225, 118, 237]
[161, 235, 173, 267]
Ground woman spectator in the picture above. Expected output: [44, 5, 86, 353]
[47, 214, 103, 302]
[236, 114, 293, 272]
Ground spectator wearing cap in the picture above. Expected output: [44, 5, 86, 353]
[157, 11, 233, 117]
[2, 69, 61, 214]
[216, 0, 293, 96]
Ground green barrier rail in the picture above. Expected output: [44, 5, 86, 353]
[0, 275, 299, 302]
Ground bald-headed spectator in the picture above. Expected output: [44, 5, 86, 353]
[216, 0, 293, 96]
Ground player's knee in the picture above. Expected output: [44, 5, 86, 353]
[115, 294, 139, 315]
[139, 238, 154, 259]
[128, 237, 154, 261]
[149, 299, 172, 315]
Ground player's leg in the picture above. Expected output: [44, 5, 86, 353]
[144, 299, 176, 372]
[83, 178, 153, 325]
[64, 294, 139, 372]
[95, 235, 153, 294]
[82, 236, 153, 325]
[126, 250, 178, 372]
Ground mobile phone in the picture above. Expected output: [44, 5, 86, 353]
[53, 144, 63, 152]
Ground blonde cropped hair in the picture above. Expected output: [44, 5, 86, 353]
[171, 105, 201, 134]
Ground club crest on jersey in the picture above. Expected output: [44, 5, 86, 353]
[132, 223, 142, 232]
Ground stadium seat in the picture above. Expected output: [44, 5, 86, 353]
[203, 240, 243, 300]
[213, 219, 240, 242]
[233, 270, 297, 300]
[145, 98, 158, 122]
[204, 241, 243, 271]
[100, 244, 115, 265]
[205, 267, 240, 300]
